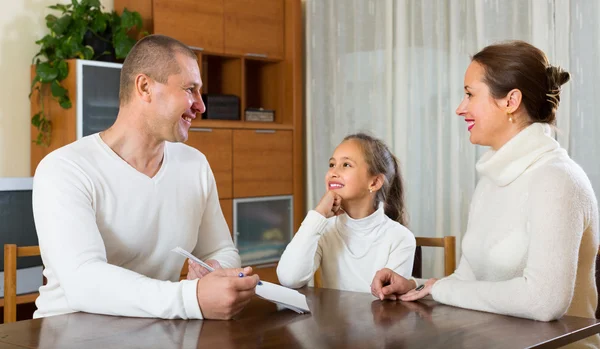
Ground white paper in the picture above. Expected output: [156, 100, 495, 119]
[256, 281, 311, 314]
[171, 247, 215, 272]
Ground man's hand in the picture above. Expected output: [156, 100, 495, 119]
[315, 191, 344, 218]
[371, 268, 416, 300]
[187, 259, 221, 280]
[196, 266, 259, 320]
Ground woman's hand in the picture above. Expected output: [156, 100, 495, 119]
[371, 268, 417, 300]
[187, 259, 222, 280]
[314, 191, 344, 218]
[400, 278, 438, 301]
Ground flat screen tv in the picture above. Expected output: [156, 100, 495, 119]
[0, 177, 43, 295]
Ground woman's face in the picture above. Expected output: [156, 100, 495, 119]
[455, 62, 516, 150]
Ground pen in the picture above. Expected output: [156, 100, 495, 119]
[239, 272, 263, 286]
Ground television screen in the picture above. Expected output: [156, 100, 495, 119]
[0, 178, 43, 295]
[234, 195, 293, 265]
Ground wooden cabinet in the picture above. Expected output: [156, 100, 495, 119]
[153, 0, 224, 52]
[233, 130, 293, 197]
[224, 0, 284, 59]
[186, 128, 233, 198]
[150, 0, 284, 58]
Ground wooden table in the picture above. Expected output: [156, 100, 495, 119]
[0, 287, 598, 348]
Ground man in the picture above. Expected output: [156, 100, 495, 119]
[32, 34, 258, 320]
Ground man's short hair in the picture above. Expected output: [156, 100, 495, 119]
[119, 34, 197, 106]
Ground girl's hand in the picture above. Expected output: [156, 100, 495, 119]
[400, 278, 438, 301]
[315, 191, 344, 218]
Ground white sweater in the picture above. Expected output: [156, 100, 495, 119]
[32, 134, 240, 319]
[431, 123, 598, 337]
[277, 206, 416, 293]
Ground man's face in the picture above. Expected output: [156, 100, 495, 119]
[149, 53, 205, 143]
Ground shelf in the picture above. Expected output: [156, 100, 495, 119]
[245, 59, 283, 123]
[189, 119, 293, 130]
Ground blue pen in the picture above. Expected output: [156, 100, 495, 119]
[239, 272, 263, 285]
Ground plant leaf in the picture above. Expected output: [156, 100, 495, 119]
[45, 14, 58, 28]
[83, 45, 94, 60]
[36, 62, 58, 82]
[31, 112, 42, 128]
[85, 0, 102, 8]
[55, 60, 68, 81]
[51, 80, 67, 98]
[59, 96, 72, 109]
[52, 15, 72, 35]
[114, 35, 135, 59]
[48, 4, 69, 12]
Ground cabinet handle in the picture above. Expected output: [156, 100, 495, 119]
[255, 129, 275, 134]
[190, 128, 213, 132]
[245, 53, 268, 58]
[189, 46, 204, 52]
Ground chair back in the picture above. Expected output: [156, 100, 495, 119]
[412, 236, 456, 278]
[596, 247, 600, 319]
[3, 244, 41, 323]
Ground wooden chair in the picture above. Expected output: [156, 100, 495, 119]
[596, 247, 600, 319]
[412, 236, 456, 278]
[3, 244, 41, 323]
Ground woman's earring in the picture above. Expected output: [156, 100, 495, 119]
[369, 188, 373, 193]
[507, 111, 513, 123]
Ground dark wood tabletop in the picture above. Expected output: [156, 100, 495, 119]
[0, 287, 598, 349]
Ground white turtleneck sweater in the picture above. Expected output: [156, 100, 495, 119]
[32, 134, 240, 319]
[277, 205, 416, 293]
[430, 123, 598, 347]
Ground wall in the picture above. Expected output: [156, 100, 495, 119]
[0, 0, 113, 177]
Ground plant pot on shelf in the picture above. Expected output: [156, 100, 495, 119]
[83, 29, 116, 62]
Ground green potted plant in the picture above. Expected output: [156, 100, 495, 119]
[30, 0, 145, 146]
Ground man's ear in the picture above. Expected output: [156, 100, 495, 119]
[369, 174, 385, 193]
[135, 73, 152, 103]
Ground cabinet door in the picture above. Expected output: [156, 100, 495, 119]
[233, 130, 292, 197]
[153, 0, 224, 52]
[224, 0, 284, 59]
[186, 129, 233, 198]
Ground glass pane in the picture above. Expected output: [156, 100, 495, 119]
[234, 196, 293, 265]
[82, 64, 121, 136]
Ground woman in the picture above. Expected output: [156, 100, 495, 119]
[371, 40, 598, 346]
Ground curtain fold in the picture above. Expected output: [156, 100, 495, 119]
[306, 0, 598, 278]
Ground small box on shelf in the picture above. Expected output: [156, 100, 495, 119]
[245, 108, 274, 122]
[201, 94, 240, 120]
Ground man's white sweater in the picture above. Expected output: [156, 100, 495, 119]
[431, 123, 598, 346]
[32, 134, 239, 319]
[277, 205, 416, 293]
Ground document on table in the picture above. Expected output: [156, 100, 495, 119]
[171, 247, 310, 314]
[255, 281, 310, 314]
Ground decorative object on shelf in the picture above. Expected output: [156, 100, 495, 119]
[30, 0, 146, 146]
[245, 108, 275, 122]
[201, 94, 240, 120]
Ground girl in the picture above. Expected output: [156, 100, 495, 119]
[277, 133, 416, 293]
